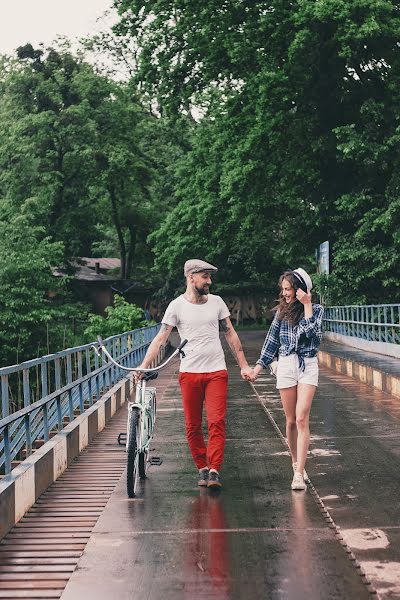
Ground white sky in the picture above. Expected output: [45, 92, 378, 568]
[0, 0, 114, 55]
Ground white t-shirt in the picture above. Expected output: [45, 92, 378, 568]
[162, 294, 230, 373]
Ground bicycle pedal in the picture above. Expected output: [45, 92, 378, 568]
[150, 457, 163, 466]
[117, 433, 127, 446]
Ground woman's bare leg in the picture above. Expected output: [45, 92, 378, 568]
[295, 384, 317, 474]
[279, 386, 298, 463]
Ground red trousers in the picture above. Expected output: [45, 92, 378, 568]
[178, 370, 228, 472]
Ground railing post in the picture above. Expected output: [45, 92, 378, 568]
[95, 374, 100, 406]
[66, 354, 72, 385]
[371, 306, 375, 341]
[77, 351, 83, 379]
[79, 382, 84, 413]
[41, 362, 48, 399]
[384, 306, 389, 342]
[43, 404, 49, 442]
[390, 306, 395, 343]
[3, 425, 11, 474]
[25, 414, 32, 457]
[377, 305, 381, 340]
[68, 389, 74, 422]
[56, 396, 63, 431]
[397, 306, 400, 345]
[1, 375, 9, 419]
[23, 369, 30, 408]
[85, 348, 91, 377]
[365, 306, 368, 339]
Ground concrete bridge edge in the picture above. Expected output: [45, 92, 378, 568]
[318, 350, 400, 399]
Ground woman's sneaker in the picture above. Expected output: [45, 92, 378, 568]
[292, 463, 310, 484]
[198, 467, 209, 487]
[207, 470, 222, 490]
[291, 472, 306, 491]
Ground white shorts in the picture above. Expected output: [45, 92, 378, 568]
[276, 354, 319, 389]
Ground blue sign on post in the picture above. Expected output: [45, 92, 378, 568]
[316, 241, 329, 275]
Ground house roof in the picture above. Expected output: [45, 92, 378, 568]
[53, 257, 158, 291]
[80, 257, 121, 270]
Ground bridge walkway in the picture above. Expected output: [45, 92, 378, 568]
[2, 332, 400, 598]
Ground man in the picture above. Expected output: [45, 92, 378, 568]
[136, 259, 252, 490]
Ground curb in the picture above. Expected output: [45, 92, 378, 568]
[318, 350, 400, 399]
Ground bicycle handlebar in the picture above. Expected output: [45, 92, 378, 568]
[94, 336, 188, 373]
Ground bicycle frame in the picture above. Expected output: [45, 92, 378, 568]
[94, 335, 187, 497]
[128, 378, 155, 454]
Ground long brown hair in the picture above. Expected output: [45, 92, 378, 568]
[271, 270, 308, 325]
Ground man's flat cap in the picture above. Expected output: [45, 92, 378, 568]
[184, 259, 218, 277]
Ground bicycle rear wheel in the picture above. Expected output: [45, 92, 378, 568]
[127, 407, 140, 498]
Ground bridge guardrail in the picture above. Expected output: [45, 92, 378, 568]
[323, 304, 400, 345]
[0, 324, 161, 474]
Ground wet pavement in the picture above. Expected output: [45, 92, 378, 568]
[61, 332, 400, 600]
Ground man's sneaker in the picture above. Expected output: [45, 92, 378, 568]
[293, 462, 310, 484]
[291, 472, 306, 491]
[198, 467, 209, 487]
[207, 470, 222, 490]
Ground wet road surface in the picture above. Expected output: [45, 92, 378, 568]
[61, 333, 400, 600]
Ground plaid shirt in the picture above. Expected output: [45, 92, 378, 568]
[257, 304, 324, 371]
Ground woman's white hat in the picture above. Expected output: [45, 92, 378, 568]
[292, 268, 313, 292]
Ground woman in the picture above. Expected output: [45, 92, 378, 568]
[251, 268, 324, 490]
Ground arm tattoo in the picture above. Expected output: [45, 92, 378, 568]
[160, 323, 171, 333]
[219, 319, 229, 333]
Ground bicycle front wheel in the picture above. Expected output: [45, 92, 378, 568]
[127, 407, 140, 498]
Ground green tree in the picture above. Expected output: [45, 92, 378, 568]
[114, 0, 400, 302]
[0, 200, 84, 365]
[0, 45, 159, 279]
[84, 294, 150, 340]
[0, 45, 112, 258]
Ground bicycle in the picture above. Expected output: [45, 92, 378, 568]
[96, 336, 187, 498]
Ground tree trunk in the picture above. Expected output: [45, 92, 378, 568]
[109, 185, 126, 279]
[126, 224, 137, 279]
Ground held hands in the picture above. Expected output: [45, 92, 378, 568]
[241, 366, 254, 381]
[241, 364, 262, 382]
[296, 289, 312, 305]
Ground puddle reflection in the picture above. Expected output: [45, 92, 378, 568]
[280, 491, 322, 598]
[184, 490, 230, 598]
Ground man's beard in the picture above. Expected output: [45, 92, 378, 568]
[195, 285, 209, 296]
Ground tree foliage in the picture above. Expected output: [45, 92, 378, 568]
[0, 201, 85, 364]
[114, 0, 400, 302]
[84, 294, 150, 340]
[0, 44, 186, 365]
[0, 44, 178, 278]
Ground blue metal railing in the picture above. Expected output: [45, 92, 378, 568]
[0, 324, 161, 474]
[323, 304, 400, 345]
